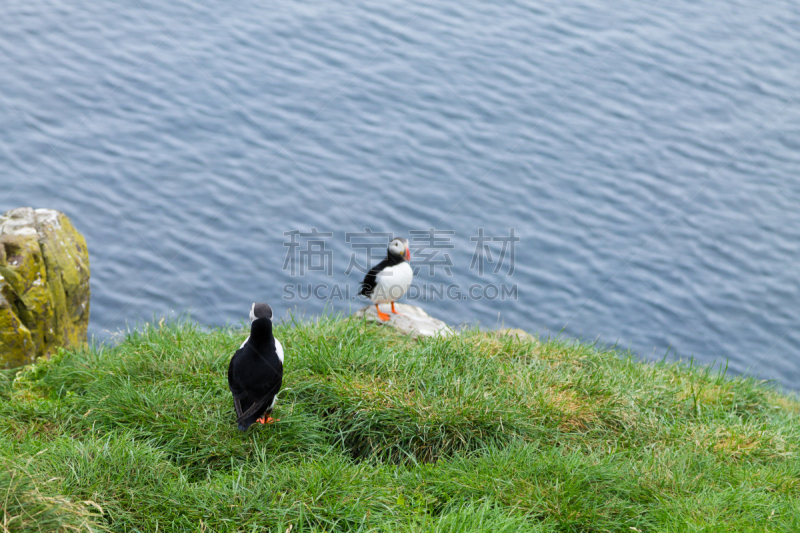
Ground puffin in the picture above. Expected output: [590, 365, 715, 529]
[227, 302, 284, 431]
[359, 237, 413, 321]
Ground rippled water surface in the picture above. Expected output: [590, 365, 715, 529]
[2, 0, 799, 386]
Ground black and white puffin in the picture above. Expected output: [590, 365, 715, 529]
[358, 237, 413, 321]
[227, 302, 284, 431]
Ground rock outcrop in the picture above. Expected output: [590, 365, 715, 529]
[353, 304, 539, 343]
[0, 208, 90, 368]
[495, 328, 537, 343]
[354, 303, 455, 338]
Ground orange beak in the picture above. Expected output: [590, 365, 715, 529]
[404, 248, 411, 261]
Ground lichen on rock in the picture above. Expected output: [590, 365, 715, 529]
[0, 208, 90, 368]
[0, 293, 35, 367]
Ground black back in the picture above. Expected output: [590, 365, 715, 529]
[227, 316, 283, 431]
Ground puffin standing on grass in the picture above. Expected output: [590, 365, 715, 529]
[228, 302, 284, 431]
[359, 237, 413, 321]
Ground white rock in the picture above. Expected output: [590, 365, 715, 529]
[0, 207, 37, 236]
[34, 208, 62, 229]
[353, 302, 455, 339]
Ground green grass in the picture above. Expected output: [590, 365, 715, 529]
[1, 315, 799, 532]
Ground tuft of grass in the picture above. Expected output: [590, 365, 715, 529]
[1, 314, 799, 532]
[0, 464, 107, 533]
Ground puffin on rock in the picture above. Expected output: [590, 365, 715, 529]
[359, 237, 413, 321]
[228, 302, 284, 431]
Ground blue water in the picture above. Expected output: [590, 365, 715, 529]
[1, 0, 799, 387]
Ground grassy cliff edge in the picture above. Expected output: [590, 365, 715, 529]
[1, 316, 799, 532]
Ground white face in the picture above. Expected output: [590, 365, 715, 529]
[388, 238, 408, 258]
[249, 303, 256, 323]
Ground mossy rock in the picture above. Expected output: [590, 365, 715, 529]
[0, 293, 35, 367]
[0, 208, 90, 368]
[0, 233, 54, 356]
[35, 209, 91, 347]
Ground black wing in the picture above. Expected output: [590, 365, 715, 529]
[227, 347, 244, 396]
[228, 347, 254, 420]
[359, 258, 390, 297]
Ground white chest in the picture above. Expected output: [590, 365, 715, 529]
[371, 262, 413, 303]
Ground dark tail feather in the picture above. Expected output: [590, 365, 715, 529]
[235, 382, 282, 431]
[238, 405, 274, 432]
[234, 397, 256, 431]
[233, 397, 253, 418]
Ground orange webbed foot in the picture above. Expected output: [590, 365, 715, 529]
[390, 302, 404, 315]
[375, 304, 391, 322]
